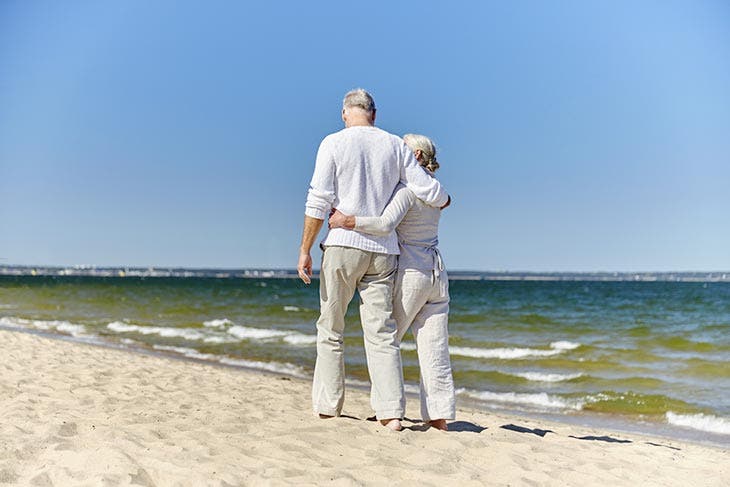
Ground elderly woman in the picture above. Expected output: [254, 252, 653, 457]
[329, 134, 455, 430]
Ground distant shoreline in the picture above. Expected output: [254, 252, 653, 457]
[1, 265, 728, 282]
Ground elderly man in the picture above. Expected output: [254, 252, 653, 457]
[298, 89, 449, 431]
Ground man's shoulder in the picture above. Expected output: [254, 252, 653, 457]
[369, 126, 402, 143]
[327, 126, 402, 142]
[320, 130, 343, 145]
[319, 127, 406, 159]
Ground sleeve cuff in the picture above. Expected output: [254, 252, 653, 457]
[305, 207, 327, 220]
[433, 192, 449, 208]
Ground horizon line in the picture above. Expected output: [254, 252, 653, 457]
[1, 264, 729, 276]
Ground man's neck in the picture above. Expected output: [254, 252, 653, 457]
[343, 109, 375, 128]
[345, 119, 374, 128]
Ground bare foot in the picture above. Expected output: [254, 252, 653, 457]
[428, 419, 448, 431]
[380, 418, 403, 431]
[319, 414, 335, 419]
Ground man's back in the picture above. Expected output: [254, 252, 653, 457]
[306, 126, 447, 254]
[326, 126, 404, 215]
[310, 126, 405, 253]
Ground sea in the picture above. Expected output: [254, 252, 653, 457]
[2, 273, 729, 446]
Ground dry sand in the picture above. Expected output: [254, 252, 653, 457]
[0, 329, 727, 486]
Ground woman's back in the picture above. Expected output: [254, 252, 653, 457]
[396, 195, 441, 272]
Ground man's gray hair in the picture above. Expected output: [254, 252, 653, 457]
[343, 88, 376, 114]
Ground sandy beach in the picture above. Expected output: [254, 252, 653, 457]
[0, 329, 727, 486]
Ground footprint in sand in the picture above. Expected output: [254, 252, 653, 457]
[30, 471, 53, 487]
[59, 422, 78, 437]
[129, 467, 156, 487]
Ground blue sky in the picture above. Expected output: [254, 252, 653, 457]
[1, 1, 728, 272]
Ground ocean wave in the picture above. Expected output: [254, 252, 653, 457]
[227, 325, 289, 340]
[0, 304, 17, 309]
[0, 316, 87, 337]
[55, 322, 87, 336]
[666, 412, 730, 435]
[203, 318, 233, 328]
[107, 321, 229, 343]
[283, 334, 318, 345]
[449, 341, 581, 360]
[104, 321, 316, 346]
[283, 306, 301, 312]
[228, 325, 316, 345]
[153, 344, 217, 360]
[513, 372, 584, 382]
[457, 388, 581, 410]
[152, 344, 307, 377]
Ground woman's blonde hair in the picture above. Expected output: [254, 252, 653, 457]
[403, 133, 439, 172]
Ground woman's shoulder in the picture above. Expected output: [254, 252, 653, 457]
[393, 184, 418, 203]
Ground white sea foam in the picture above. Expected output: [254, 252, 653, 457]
[457, 388, 582, 411]
[282, 334, 317, 345]
[403, 341, 580, 359]
[106, 321, 311, 345]
[514, 372, 583, 382]
[666, 412, 730, 435]
[0, 316, 29, 328]
[0, 316, 86, 336]
[283, 306, 300, 312]
[153, 344, 218, 361]
[0, 304, 17, 309]
[449, 341, 581, 360]
[1, 316, 49, 330]
[201, 336, 236, 344]
[107, 321, 207, 341]
[228, 325, 316, 345]
[228, 325, 289, 340]
[450, 346, 560, 359]
[203, 318, 233, 328]
[54, 322, 87, 337]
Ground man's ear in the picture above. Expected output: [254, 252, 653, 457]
[341, 108, 347, 123]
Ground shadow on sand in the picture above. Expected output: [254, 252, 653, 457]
[569, 435, 632, 444]
[447, 421, 487, 433]
[501, 423, 554, 437]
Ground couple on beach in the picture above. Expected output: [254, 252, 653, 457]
[297, 89, 455, 432]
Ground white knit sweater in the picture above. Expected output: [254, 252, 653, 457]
[305, 126, 448, 254]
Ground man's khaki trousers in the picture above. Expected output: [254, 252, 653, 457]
[312, 246, 406, 419]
